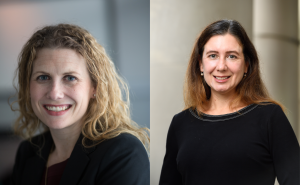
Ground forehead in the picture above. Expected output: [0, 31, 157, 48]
[33, 48, 87, 73]
[204, 34, 242, 53]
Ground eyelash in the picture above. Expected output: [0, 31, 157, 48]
[36, 75, 50, 81]
[208, 54, 217, 59]
[207, 54, 237, 59]
[65, 75, 77, 81]
[36, 75, 77, 82]
[228, 55, 237, 59]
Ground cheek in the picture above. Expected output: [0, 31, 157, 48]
[231, 63, 246, 76]
[201, 60, 214, 73]
[30, 82, 44, 103]
[70, 84, 92, 104]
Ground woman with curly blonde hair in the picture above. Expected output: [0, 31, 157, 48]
[11, 24, 149, 185]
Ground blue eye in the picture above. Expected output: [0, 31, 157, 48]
[65, 75, 76, 81]
[37, 75, 49, 81]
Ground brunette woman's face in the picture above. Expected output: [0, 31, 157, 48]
[30, 48, 95, 131]
[200, 34, 248, 97]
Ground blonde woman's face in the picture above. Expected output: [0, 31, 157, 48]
[200, 34, 248, 97]
[30, 48, 95, 131]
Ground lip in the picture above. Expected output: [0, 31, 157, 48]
[43, 104, 72, 116]
[213, 76, 231, 83]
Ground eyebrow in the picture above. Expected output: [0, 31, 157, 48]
[226, 51, 240, 55]
[31, 71, 50, 76]
[63, 71, 81, 76]
[31, 71, 81, 76]
[205, 50, 241, 55]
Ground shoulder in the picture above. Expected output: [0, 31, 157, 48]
[255, 103, 283, 112]
[15, 131, 53, 165]
[12, 132, 51, 183]
[91, 134, 149, 184]
[171, 109, 193, 123]
[174, 108, 192, 120]
[107, 133, 145, 147]
[254, 103, 286, 119]
[253, 103, 294, 134]
[15, 139, 34, 160]
[102, 133, 147, 155]
[16, 131, 49, 156]
[91, 133, 148, 161]
[168, 108, 194, 130]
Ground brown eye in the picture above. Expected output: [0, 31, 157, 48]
[228, 55, 237, 59]
[209, 54, 217, 59]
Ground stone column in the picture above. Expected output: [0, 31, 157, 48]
[150, 0, 252, 184]
[253, 2, 298, 184]
[253, 0, 299, 139]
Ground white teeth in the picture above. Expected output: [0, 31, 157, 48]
[215, 76, 229, 80]
[46, 106, 70, 112]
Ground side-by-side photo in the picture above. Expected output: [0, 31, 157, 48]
[151, 1, 299, 185]
[0, 0, 150, 184]
[0, 0, 300, 185]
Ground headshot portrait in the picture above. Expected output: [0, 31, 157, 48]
[151, 1, 299, 185]
[0, 0, 150, 184]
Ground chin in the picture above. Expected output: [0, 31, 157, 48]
[212, 87, 233, 94]
[218, 89, 230, 92]
[46, 124, 68, 130]
[43, 119, 71, 130]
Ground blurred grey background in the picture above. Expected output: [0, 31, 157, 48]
[0, 0, 149, 183]
[150, 0, 299, 185]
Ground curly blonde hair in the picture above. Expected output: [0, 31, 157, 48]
[11, 24, 149, 150]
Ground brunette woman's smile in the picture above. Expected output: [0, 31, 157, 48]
[200, 33, 248, 96]
[213, 75, 231, 82]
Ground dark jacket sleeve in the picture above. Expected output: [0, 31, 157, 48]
[95, 134, 149, 185]
[268, 105, 300, 185]
[159, 116, 183, 185]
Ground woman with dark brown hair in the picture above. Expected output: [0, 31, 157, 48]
[159, 19, 299, 185]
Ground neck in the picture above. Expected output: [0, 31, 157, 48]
[200, 91, 245, 115]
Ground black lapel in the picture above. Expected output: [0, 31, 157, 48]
[59, 134, 94, 185]
[22, 132, 53, 185]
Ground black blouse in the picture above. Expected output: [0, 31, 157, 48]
[159, 104, 299, 185]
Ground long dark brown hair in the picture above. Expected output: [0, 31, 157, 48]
[184, 19, 284, 111]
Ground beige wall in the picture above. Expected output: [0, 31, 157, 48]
[253, 0, 299, 141]
[150, 1, 253, 184]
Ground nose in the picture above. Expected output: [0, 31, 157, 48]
[47, 80, 64, 100]
[216, 57, 227, 71]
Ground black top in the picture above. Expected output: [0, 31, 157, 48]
[12, 132, 149, 185]
[159, 104, 300, 185]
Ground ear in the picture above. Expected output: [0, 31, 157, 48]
[244, 61, 249, 73]
[200, 60, 203, 72]
[90, 85, 96, 98]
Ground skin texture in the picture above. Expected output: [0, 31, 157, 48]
[30, 48, 95, 165]
[200, 34, 248, 98]
[30, 48, 95, 131]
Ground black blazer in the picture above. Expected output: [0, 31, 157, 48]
[11, 132, 149, 185]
